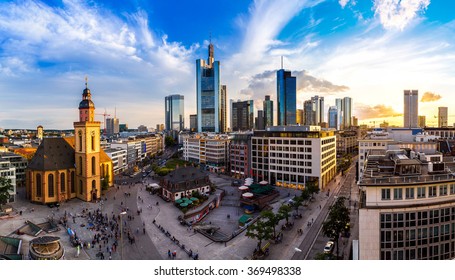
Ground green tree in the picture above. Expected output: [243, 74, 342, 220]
[278, 204, 292, 224]
[0, 177, 13, 205]
[306, 180, 319, 197]
[101, 174, 109, 191]
[291, 195, 304, 215]
[246, 217, 274, 251]
[322, 196, 350, 258]
[165, 136, 175, 147]
[314, 252, 336, 260]
[260, 210, 282, 238]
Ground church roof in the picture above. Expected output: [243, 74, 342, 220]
[28, 138, 75, 171]
[100, 149, 111, 163]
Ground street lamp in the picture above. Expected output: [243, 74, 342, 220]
[119, 211, 127, 260]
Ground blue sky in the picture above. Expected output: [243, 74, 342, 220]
[0, 0, 454, 129]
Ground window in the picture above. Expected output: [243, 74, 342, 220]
[48, 174, 54, 197]
[417, 187, 426, 199]
[429, 186, 437, 197]
[79, 134, 82, 152]
[450, 184, 455, 195]
[79, 156, 83, 175]
[405, 188, 414, 199]
[60, 173, 65, 192]
[440, 185, 448, 196]
[394, 188, 403, 200]
[79, 180, 83, 195]
[92, 156, 96, 175]
[381, 188, 391, 200]
[71, 171, 75, 193]
[36, 173, 42, 197]
[91, 135, 95, 151]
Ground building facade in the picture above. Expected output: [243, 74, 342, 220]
[104, 147, 127, 175]
[404, 90, 419, 128]
[165, 94, 185, 132]
[359, 149, 455, 260]
[263, 95, 274, 127]
[0, 159, 16, 203]
[183, 134, 230, 173]
[231, 100, 254, 131]
[106, 117, 119, 137]
[229, 133, 252, 179]
[277, 69, 296, 126]
[196, 43, 224, 133]
[418, 115, 426, 128]
[328, 106, 338, 129]
[251, 126, 336, 190]
[190, 114, 198, 132]
[438, 107, 448, 128]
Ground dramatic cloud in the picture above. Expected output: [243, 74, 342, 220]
[239, 69, 349, 108]
[373, 0, 430, 30]
[420, 91, 441, 102]
[356, 104, 403, 119]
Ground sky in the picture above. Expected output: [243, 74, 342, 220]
[1, 0, 455, 130]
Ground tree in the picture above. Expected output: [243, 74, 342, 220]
[278, 204, 292, 224]
[322, 196, 350, 258]
[165, 136, 175, 147]
[291, 195, 304, 215]
[260, 210, 282, 238]
[246, 218, 274, 252]
[0, 177, 13, 205]
[306, 180, 319, 197]
[101, 174, 109, 191]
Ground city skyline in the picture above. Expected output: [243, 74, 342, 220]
[1, 0, 455, 129]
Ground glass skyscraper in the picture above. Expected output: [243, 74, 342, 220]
[263, 95, 274, 127]
[165, 94, 184, 131]
[196, 43, 226, 133]
[231, 100, 254, 131]
[404, 90, 418, 128]
[277, 69, 296, 125]
[328, 106, 338, 129]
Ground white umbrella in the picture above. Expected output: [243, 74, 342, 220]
[242, 192, 254, 198]
[238, 186, 249, 191]
[259, 180, 268, 185]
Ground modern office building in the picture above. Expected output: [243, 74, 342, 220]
[183, 134, 230, 173]
[196, 43, 225, 133]
[343, 97, 352, 129]
[303, 100, 315, 126]
[263, 95, 274, 127]
[251, 126, 336, 190]
[277, 69, 296, 125]
[438, 107, 448, 128]
[404, 90, 419, 128]
[256, 110, 265, 130]
[220, 85, 227, 133]
[165, 94, 185, 132]
[335, 98, 343, 130]
[106, 117, 119, 137]
[328, 106, 338, 129]
[296, 109, 304, 125]
[190, 114, 198, 132]
[312, 96, 325, 125]
[336, 130, 358, 155]
[0, 152, 27, 189]
[0, 159, 16, 203]
[418, 116, 426, 128]
[358, 149, 455, 260]
[231, 100, 254, 131]
[104, 147, 127, 175]
[229, 133, 252, 178]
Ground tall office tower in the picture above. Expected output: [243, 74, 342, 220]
[304, 99, 316, 125]
[106, 117, 119, 137]
[165, 94, 185, 131]
[263, 95, 274, 127]
[328, 106, 338, 129]
[343, 97, 352, 129]
[296, 109, 304, 125]
[190, 114, 198, 132]
[404, 90, 418, 128]
[335, 98, 343, 130]
[220, 85, 227, 133]
[256, 110, 265, 130]
[277, 69, 296, 125]
[352, 116, 358, 127]
[311, 95, 325, 125]
[231, 100, 254, 131]
[438, 107, 448, 127]
[418, 115, 426, 128]
[196, 42, 222, 132]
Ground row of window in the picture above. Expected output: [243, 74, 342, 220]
[35, 172, 75, 197]
[381, 184, 455, 200]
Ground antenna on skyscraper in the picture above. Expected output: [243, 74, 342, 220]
[114, 106, 117, 118]
[281, 56, 284, 69]
[85, 75, 88, 88]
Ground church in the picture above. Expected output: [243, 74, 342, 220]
[26, 81, 113, 204]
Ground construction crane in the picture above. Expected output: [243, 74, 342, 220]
[96, 109, 111, 136]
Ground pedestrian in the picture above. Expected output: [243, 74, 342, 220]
[168, 250, 171, 259]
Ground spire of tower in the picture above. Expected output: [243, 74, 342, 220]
[85, 75, 88, 89]
[281, 56, 283, 69]
[208, 33, 214, 68]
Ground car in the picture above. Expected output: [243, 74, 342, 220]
[324, 241, 334, 253]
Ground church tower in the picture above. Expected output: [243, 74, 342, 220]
[74, 78, 101, 201]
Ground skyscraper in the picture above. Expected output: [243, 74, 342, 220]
[403, 90, 418, 128]
[311, 95, 324, 125]
[220, 85, 227, 133]
[106, 117, 119, 137]
[165, 94, 184, 131]
[196, 43, 222, 133]
[328, 106, 338, 129]
[263, 95, 274, 127]
[335, 98, 343, 130]
[296, 109, 304, 125]
[343, 97, 352, 129]
[304, 100, 315, 125]
[190, 114, 197, 132]
[418, 115, 426, 128]
[277, 69, 296, 125]
[231, 100, 254, 131]
[438, 107, 448, 127]
[256, 110, 265, 130]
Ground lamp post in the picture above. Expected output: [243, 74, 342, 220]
[119, 211, 127, 260]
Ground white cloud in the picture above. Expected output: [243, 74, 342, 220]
[373, 0, 430, 30]
[339, 0, 350, 8]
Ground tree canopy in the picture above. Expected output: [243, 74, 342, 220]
[322, 196, 350, 258]
[0, 177, 13, 205]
